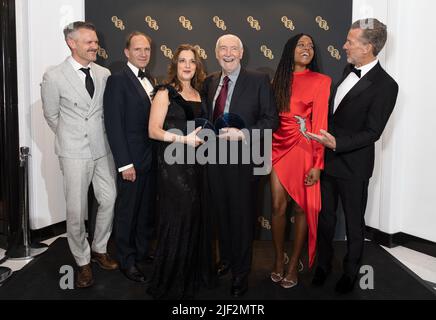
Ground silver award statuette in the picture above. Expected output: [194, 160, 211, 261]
[294, 115, 310, 140]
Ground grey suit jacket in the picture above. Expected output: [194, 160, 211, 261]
[41, 59, 111, 160]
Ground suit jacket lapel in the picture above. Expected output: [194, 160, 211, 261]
[90, 62, 101, 107]
[229, 68, 247, 113]
[208, 73, 220, 121]
[61, 60, 93, 106]
[329, 64, 352, 115]
[124, 66, 150, 104]
[334, 63, 380, 115]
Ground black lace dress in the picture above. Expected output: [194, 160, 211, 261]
[147, 84, 216, 300]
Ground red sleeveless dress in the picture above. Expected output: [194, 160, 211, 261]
[272, 69, 331, 267]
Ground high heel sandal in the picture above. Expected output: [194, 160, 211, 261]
[298, 259, 304, 272]
[284, 253, 304, 272]
[279, 258, 302, 288]
[270, 253, 289, 283]
[284, 252, 289, 265]
[280, 277, 298, 289]
[270, 271, 284, 283]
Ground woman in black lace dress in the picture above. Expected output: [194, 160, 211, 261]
[147, 44, 216, 299]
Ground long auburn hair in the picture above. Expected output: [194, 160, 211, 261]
[164, 44, 206, 92]
[271, 34, 320, 113]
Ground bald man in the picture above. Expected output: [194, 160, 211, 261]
[202, 34, 279, 297]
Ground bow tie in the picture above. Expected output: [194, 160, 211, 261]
[138, 69, 148, 80]
[350, 66, 361, 78]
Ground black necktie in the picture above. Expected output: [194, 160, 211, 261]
[350, 66, 361, 78]
[80, 67, 95, 98]
[138, 69, 147, 80]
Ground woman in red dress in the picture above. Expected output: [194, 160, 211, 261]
[270, 34, 331, 288]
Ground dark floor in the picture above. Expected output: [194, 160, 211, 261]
[0, 237, 435, 300]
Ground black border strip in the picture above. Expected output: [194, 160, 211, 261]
[366, 226, 436, 258]
[0, 0, 20, 249]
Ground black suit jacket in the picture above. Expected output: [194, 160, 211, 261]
[103, 66, 154, 173]
[324, 62, 399, 180]
[202, 68, 279, 135]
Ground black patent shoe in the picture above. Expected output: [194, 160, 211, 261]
[216, 262, 230, 278]
[231, 276, 248, 297]
[335, 274, 356, 294]
[121, 265, 147, 283]
[312, 266, 330, 287]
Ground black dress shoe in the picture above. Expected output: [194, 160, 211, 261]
[135, 261, 148, 276]
[144, 254, 155, 263]
[312, 267, 330, 287]
[121, 265, 147, 283]
[335, 274, 356, 294]
[217, 262, 230, 278]
[231, 276, 248, 297]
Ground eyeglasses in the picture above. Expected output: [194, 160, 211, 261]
[296, 43, 314, 50]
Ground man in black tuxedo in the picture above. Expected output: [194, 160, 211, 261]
[203, 34, 279, 297]
[307, 18, 399, 293]
[103, 32, 156, 282]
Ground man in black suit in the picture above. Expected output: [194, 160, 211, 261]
[203, 34, 279, 297]
[103, 32, 156, 282]
[307, 18, 399, 293]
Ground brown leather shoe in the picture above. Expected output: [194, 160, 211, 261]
[91, 252, 119, 270]
[75, 264, 94, 288]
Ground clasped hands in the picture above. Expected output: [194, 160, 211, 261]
[183, 126, 246, 147]
[217, 127, 246, 141]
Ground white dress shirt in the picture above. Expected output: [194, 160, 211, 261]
[68, 56, 94, 86]
[333, 59, 379, 113]
[127, 62, 154, 100]
[212, 65, 241, 114]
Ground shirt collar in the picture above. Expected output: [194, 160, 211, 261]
[127, 62, 144, 78]
[221, 65, 241, 84]
[68, 56, 92, 71]
[356, 58, 378, 78]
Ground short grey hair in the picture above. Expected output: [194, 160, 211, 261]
[351, 18, 387, 56]
[63, 21, 96, 41]
[215, 34, 243, 51]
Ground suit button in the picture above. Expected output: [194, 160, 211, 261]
[85, 118, 88, 121]
[85, 134, 88, 138]
[74, 103, 77, 106]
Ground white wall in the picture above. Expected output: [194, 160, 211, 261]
[16, 0, 436, 242]
[355, 0, 436, 242]
[380, 0, 436, 241]
[16, 0, 84, 229]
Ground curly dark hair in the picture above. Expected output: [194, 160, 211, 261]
[272, 34, 320, 113]
[164, 44, 206, 92]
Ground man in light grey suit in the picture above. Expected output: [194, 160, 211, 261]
[41, 21, 118, 288]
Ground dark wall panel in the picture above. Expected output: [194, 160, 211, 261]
[85, 0, 352, 240]
[86, 0, 352, 83]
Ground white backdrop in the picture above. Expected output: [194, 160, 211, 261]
[15, 0, 436, 242]
[16, 0, 85, 229]
[353, 0, 436, 242]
